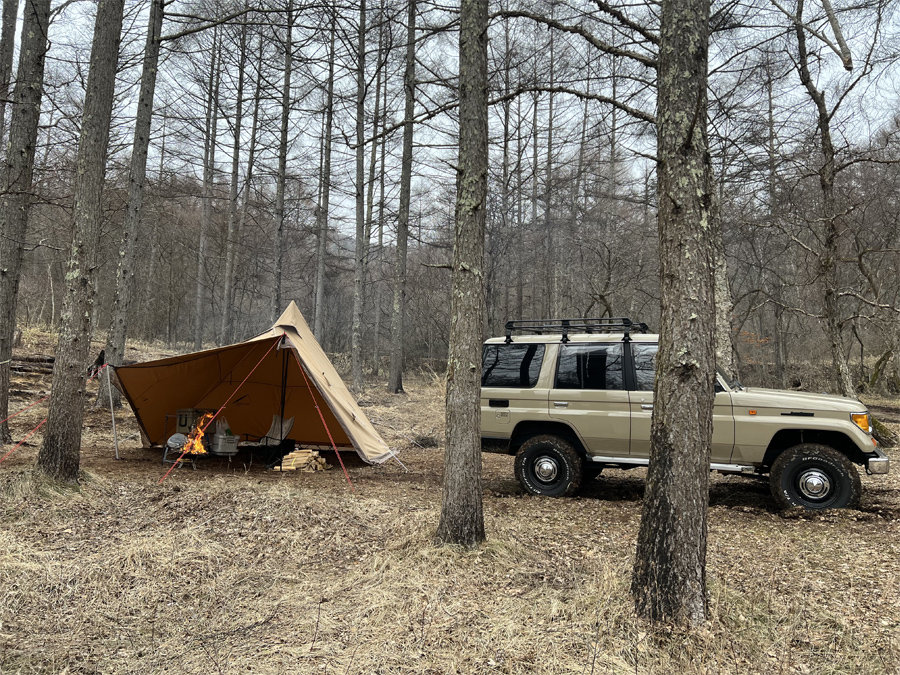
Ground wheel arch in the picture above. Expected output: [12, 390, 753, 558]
[510, 421, 587, 457]
[762, 429, 867, 469]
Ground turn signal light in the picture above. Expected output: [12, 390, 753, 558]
[851, 413, 871, 434]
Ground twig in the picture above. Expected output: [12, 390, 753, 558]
[311, 598, 326, 652]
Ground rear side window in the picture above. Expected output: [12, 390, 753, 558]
[555, 344, 624, 390]
[632, 343, 658, 391]
[482, 344, 545, 388]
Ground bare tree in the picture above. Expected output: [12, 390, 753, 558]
[99, 0, 165, 407]
[388, 0, 415, 394]
[351, 0, 368, 394]
[436, 0, 487, 548]
[37, 0, 126, 482]
[0, 0, 51, 444]
[221, 18, 248, 342]
[272, 0, 294, 323]
[793, 0, 855, 398]
[313, 10, 336, 341]
[631, 0, 716, 625]
[195, 31, 222, 350]
[0, 0, 17, 148]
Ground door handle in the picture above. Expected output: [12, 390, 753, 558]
[641, 404, 654, 410]
[553, 401, 569, 408]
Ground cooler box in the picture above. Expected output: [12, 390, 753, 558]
[211, 434, 239, 455]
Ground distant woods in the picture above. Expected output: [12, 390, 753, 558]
[0, 0, 898, 398]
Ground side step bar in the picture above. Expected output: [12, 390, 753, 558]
[587, 455, 756, 474]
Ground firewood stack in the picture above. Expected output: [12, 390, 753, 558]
[272, 448, 330, 472]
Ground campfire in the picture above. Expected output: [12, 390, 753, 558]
[181, 412, 214, 455]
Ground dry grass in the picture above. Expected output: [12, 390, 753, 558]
[2, 343, 900, 673]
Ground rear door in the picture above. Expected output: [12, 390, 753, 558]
[481, 343, 548, 437]
[548, 342, 630, 456]
[627, 343, 735, 461]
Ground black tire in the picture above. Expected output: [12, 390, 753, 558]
[514, 435, 582, 497]
[769, 443, 861, 510]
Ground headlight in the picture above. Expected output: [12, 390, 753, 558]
[851, 412, 872, 434]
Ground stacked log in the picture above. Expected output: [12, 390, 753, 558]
[272, 448, 330, 472]
[10, 355, 55, 375]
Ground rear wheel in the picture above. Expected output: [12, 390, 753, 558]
[514, 435, 582, 497]
[769, 443, 861, 510]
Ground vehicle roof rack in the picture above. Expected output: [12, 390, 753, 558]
[504, 318, 651, 344]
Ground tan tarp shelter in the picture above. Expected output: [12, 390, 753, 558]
[112, 302, 394, 463]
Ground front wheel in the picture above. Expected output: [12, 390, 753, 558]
[769, 443, 861, 510]
[514, 435, 582, 497]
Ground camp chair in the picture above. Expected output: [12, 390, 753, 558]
[253, 415, 295, 470]
[260, 414, 294, 446]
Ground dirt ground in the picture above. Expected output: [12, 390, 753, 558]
[2, 335, 900, 674]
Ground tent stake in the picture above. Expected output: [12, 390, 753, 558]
[107, 365, 120, 460]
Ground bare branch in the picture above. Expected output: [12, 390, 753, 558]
[491, 9, 657, 69]
[769, 0, 851, 69]
[821, 0, 853, 70]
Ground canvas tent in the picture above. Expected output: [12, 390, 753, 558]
[112, 302, 394, 464]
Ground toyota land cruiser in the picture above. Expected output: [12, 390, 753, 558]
[480, 318, 889, 509]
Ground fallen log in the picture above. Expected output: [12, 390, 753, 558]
[19, 355, 55, 364]
[11, 364, 53, 375]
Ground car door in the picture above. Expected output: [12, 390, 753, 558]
[548, 342, 630, 456]
[480, 343, 548, 436]
[627, 343, 735, 461]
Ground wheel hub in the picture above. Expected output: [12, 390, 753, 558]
[798, 469, 832, 500]
[534, 456, 559, 483]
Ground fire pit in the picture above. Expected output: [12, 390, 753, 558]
[163, 412, 215, 468]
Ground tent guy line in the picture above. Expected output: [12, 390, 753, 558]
[0, 419, 46, 463]
[0, 364, 109, 464]
[291, 346, 355, 492]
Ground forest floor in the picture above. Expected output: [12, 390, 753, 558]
[2, 332, 900, 674]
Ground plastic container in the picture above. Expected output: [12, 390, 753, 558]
[211, 435, 239, 456]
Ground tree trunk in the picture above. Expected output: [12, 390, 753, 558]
[0, 0, 51, 444]
[794, 0, 855, 398]
[99, 0, 163, 408]
[515, 96, 524, 319]
[221, 19, 248, 343]
[542, 27, 554, 317]
[230, 37, 264, 339]
[0, 0, 17, 149]
[711, 185, 735, 379]
[373, 64, 388, 377]
[313, 13, 336, 341]
[350, 0, 367, 394]
[435, 0, 487, 548]
[388, 0, 415, 395]
[631, 0, 714, 626]
[196, 34, 221, 350]
[766, 74, 786, 388]
[272, 0, 293, 323]
[37, 0, 125, 483]
[364, 12, 384, 372]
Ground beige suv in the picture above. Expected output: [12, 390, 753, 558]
[481, 318, 889, 509]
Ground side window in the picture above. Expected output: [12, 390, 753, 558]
[481, 344, 545, 388]
[555, 344, 624, 390]
[632, 343, 658, 391]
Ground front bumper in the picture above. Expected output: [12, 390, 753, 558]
[866, 447, 890, 475]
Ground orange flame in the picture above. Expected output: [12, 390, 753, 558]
[182, 412, 214, 455]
